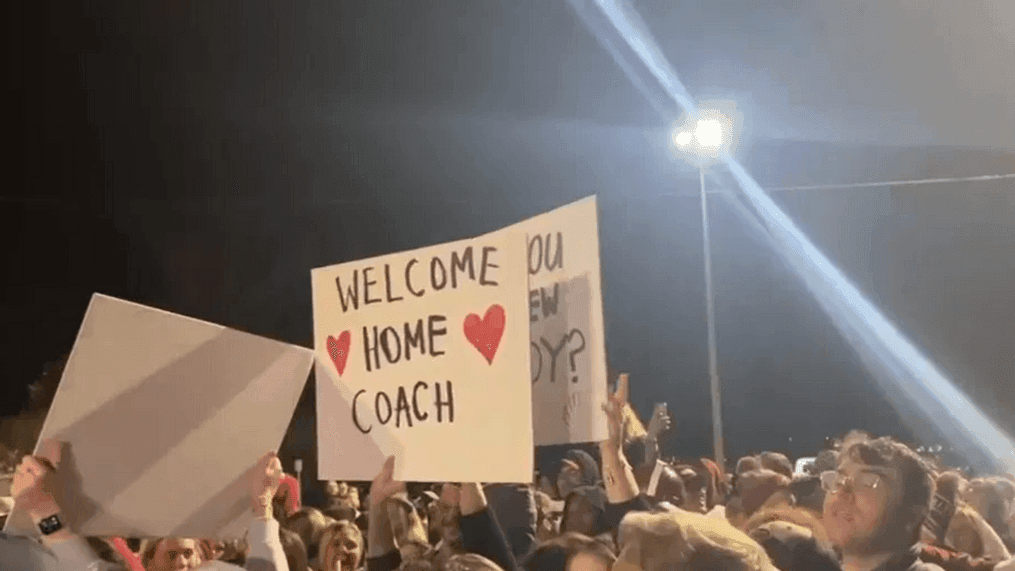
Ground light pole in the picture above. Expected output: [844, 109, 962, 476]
[672, 113, 730, 471]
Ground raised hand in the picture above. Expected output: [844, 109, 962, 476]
[602, 373, 631, 451]
[647, 404, 672, 439]
[249, 451, 283, 513]
[370, 456, 407, 510]
[11, 438, 63, 519]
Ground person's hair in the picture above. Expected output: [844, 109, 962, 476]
[285, 506, 331, 562]
[560, 487, 608, 536]
[279, 527, 310, 571]
[402, 557, 439, 571]
[741, 506, 829, 544]
[634, 462, 687, 506]
[85, 537, 130, 569]
[967, 477, 1015, 544]
[522, 532, 616, 571]
[840, 431, 935, 543]
[140, 537, 204, 569]
[197, 538, 216, 561]
[738, 469, 792, 518]
[675, 465, 706, 494]
[324, 499, 359, 523]
[319, 520, 365, 571]
[789, 475, 824, 513]
[813, 451, 839, 475]
[759, 452, 793, 479]
[220, 538, 248, 566]
[140, 538, 160, 569]
[749, 521, 840, 571]
[443, 553, 506, 571]
[618, 510, 774, 571]
[736, 456, 762, 475]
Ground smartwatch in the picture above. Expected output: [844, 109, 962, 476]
[38, 513, 64, 535]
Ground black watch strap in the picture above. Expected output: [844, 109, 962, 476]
[38, 514, 64, 535]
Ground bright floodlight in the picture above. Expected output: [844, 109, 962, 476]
[674, 131, 693, 147]
[695, 119, 723, 149]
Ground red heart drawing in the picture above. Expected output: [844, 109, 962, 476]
[326, 331, 351, 376]
[463, 304, 506, 364]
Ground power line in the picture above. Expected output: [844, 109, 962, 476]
[761, 172, 1015, 193]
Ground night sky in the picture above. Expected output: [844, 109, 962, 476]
[5, 0, 1015, 473]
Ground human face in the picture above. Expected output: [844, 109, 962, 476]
[324, 525, 363, 571]
[822, 456, 901, 554]
[567, 552, 610, 571]
[149, 538, 202, 571]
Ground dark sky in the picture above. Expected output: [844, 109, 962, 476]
[5, 0, 1015, 470]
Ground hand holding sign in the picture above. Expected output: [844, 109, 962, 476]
[11, 438, 63, 520]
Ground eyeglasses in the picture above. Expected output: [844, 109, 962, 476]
[820, 470, 883, 494]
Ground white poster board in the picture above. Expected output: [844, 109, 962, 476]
[3, 294, 314, 539]
[495, 196, 608, 446]
[312, 232, 532, 483]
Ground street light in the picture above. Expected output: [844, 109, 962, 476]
[670, 109, 734, 472]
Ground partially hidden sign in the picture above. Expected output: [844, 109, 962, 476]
[3, 294, 314, 540]
[312, 232, 532, 483]
[495, 196, 608, 446]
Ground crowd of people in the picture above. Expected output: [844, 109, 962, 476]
[4, 374, 1015, 571]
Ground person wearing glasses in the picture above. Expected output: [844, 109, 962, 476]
[821, 431, 945, 571]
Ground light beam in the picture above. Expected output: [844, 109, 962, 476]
[573, 0, 1015, 472]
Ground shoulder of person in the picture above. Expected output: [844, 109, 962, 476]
[0, 531, 61, 570]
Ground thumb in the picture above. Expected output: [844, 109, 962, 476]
[616, 373, 629, 404]
[382, 455, 396, 481]
[36, 439, 64, 470]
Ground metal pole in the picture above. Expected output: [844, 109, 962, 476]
[700, 166, 725, 471]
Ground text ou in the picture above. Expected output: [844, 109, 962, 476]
[528, 233, 563, 276]
[352, 380, 454, 434]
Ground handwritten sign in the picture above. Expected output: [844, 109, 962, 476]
[3, 294, 314, 540]
[494, 196, 608, 446]
[312, 232, 532, 483]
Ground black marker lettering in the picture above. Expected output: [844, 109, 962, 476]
[434, 380, 454, 423]
[352, 389, 371, 434]
[384, 264, 404, 303]
[450, 247, 475, 288]
[540, 335, 568, 384]
[395, 386, 413, 428]
[375, 392, 393, 425]
[431, 257, 448, 291]
[405, 258, 425, 297]
[428, 315, 447, 357]
[412, 381, 429, 421]
[336, 270, 360, 312]
[480, 246, 499, 286]
[363, 267, 381, 305]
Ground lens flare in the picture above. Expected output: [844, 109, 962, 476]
[573, 0, 1015, 472]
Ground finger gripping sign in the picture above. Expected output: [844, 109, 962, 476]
[3, 294, 314, 540]
[312, 232, 532, 483]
